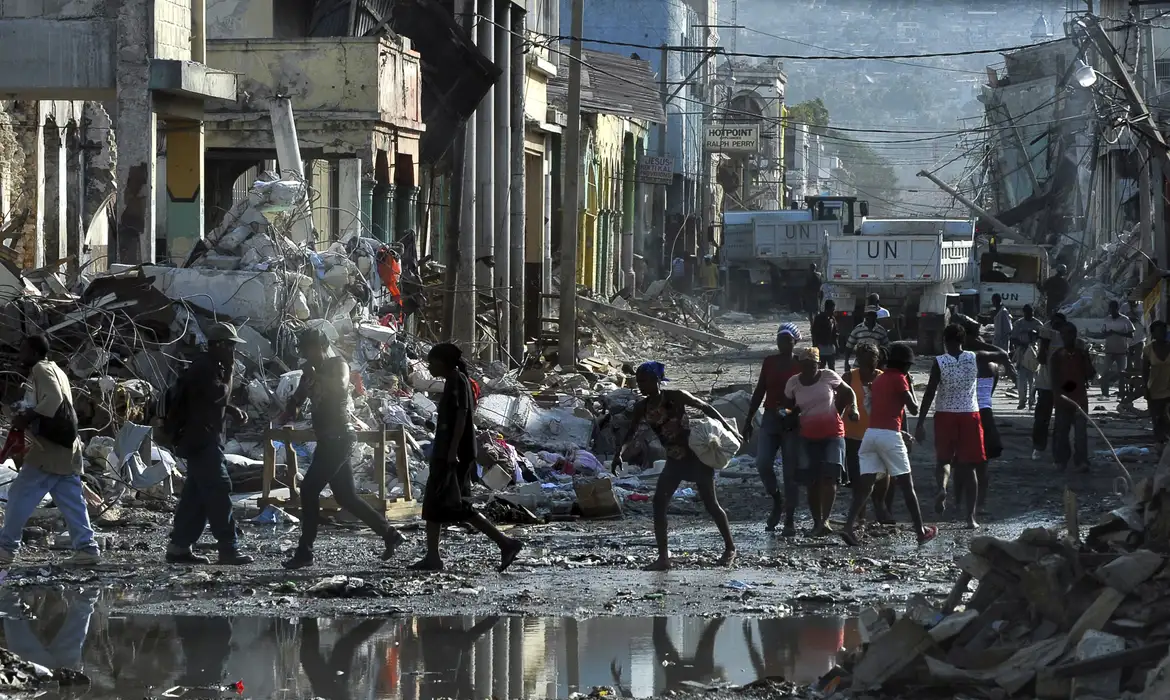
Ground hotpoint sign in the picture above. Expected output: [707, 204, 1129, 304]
[704, 123, 760, 153]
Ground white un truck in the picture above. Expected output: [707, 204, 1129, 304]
[823, 218, 975, 354]
[722, 196, 867, 311]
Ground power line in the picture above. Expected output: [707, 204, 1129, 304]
[737, 26, 986, 75]
[544, 33, 1066, 61]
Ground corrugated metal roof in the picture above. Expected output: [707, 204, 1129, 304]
[548, 49, 665, 124]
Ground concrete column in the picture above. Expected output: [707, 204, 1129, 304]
[396, 184, 419, 236]
[542, 145, 553, 331]
[43, 122, 65, 264]
[338, 158, 362, 240]
[386, 184, 397, 241]
[621, 138, 636, 292]
[361, 177, 375, 236]
[474, 627, 492, 694]
[372, 182, 391, 242]
[452, 0, 478, 350]
[164, 120, 204, 264]
[494, 0, 512, 359]
[114, 0, 157, 264]
[65, 128, 83, 283]
[269, 98, 314, 245]
[476, 0, 495, 358]
[508, 4, 526, 361]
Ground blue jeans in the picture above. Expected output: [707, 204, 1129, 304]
[170, 443, 238, 553]
[0, 465, 97, 555]
[754, 410, 803, 501]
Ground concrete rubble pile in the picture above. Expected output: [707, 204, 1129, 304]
[1061, 226, 1142, 320]
[2, 174, 738, 526]
[826, 451, 1170, 699]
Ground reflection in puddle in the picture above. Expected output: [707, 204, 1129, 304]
[0, 587, 859, 699]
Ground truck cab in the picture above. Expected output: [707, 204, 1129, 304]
[975, 241, 1049, 315]
[805, 196, 869, 235]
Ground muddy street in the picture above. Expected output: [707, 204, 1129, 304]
[0, 316, 1154, 699]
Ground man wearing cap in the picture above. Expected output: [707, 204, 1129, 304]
[164, 322, 253, 565]
[843, 306, 889, 374]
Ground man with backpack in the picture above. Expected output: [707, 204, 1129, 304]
[0, 335, 99, 566]
[163, 322, 253, 565]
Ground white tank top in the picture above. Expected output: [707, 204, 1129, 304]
[977, 376, 994, 410]
[935, 351, 979, 413]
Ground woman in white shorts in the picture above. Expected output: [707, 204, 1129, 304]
[841, 343, 937, 546]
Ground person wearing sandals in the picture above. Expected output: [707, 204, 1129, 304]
[411, 343, 523, 573]
[784, 347, 858, 537]
[841, 343, 937, 546]
[279, 329, 405, 569]
[613, 361, 737, 570]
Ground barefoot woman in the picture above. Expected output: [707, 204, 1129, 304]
[613, 361, 737, 571]
[411, 343, 523, 572]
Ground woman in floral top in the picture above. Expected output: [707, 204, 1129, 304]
[613, 361, 738, 571]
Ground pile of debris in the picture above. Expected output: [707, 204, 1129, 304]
[829, 452, 1170, 698]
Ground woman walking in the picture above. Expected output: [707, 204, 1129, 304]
[743, 323, 803, 533]
[412, 343, 522, 572]
[842, 342, 895, 525]
[613, 361, 737, 570]
[280, 330, 404, 569]
[784, 347, 859, 537]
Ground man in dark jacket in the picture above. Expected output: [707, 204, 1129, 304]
[164, 322, 253, 565]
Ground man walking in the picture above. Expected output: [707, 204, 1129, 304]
[0, 336, 99, 566]
[843, 306, 889, 373]
[811, 300, 839, 372]
[164, 322, 253, 565]
[1011, 304, 1043, 409]
[804, 263, 823, 326]
[1051, 323, 1096, 473]
[990, 294, 1013, 351]
[1100, 300, 1135, 398]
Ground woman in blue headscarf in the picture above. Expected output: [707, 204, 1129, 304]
[612, 361, 738, 570]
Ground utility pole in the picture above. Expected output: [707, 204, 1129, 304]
[916, 170, 1016, 239]
[1081, 17, 1170, 172]
[558, 0, 584, 368]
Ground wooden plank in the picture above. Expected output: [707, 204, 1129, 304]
[261, 433, 276, 503]
[576, 295, 749, 350]
[284, 442, 300, 507]
[395, 425, 413, 501]
[375, 427, 387, 502]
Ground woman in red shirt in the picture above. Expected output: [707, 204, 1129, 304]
[841, 343, 937, 546]
[784, 347, 859, 537]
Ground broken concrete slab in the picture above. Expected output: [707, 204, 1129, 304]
[929, 609, 979, 643]
[1071, 630, 1125, 699]
[851, 617, 935, 690]
[1096, 550, 1165, 594]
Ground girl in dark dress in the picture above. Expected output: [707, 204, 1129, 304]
[612, 361, 737, 571]
[411, 343, 522, 572]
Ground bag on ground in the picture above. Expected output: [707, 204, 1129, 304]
[688, 417, 742, 470]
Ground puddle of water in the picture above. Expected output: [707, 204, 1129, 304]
[0, 587, 860, 699]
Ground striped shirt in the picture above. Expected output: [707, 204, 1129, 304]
[846, 322, 889, 350]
